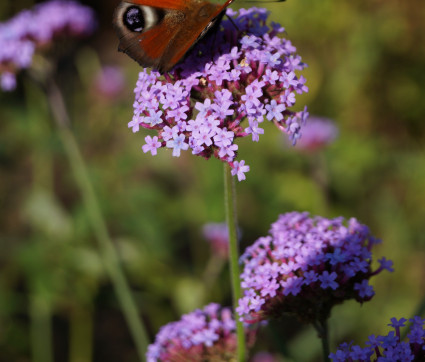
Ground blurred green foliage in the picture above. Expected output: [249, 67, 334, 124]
[0, 0, 424, 361]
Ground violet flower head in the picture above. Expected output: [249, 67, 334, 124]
[93, 65, 126, 100]
[0, 0, 96, 91]
[146, 303, 255, 362]
[330, 316, 425, 361]
[251, 351, 279, 362]
[293, 116, 338, 152]
[203, 222, 230, 259]
[131, 8, 309, 181]
[237, 212, 392, 324]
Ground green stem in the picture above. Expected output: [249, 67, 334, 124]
[202, 254, 225, 293]
[29, 289, 53, 362]
[69, 304, 93, 362]
[45, 79, 149, 361]
[224, 164, 246, 361]
[310, 153, 330, 212]
[314, 319, 330, 362]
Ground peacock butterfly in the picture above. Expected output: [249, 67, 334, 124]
[113, 0, 235, 73]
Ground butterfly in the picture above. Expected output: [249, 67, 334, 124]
[113, 0, 235, 73]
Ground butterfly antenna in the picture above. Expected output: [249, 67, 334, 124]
[227, 15, 239, 32]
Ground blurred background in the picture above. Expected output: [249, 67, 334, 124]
[0, 0, 424, 361]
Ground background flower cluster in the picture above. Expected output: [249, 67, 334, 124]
[0, 0, 95, 90]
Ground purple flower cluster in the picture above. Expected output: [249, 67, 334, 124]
[203, 222, 230, 259]
[0, 0, 96, 91]
[93, 65, 126, 100]
[132, 8, 309, 181]
[330, 316, 425, 361]
[293, 116, 338, 152]
[147, 303, 254, 362]
[251, 351, 279, 362]
[236, 212, 393, 323]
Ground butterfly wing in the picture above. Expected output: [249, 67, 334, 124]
[159, 3, 229, 71]
[113, 2, 174, 71]
[113, 0, 234, 72]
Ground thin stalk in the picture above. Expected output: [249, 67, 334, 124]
[224, 163, 246, 361]
[314, 319, 330, 362]
[29, 290, 53, 362]
[310, 152, 330, 212]
[44, 79, 149, 361]
[69, 304, 93, 362]
[202, 254, 225, 292]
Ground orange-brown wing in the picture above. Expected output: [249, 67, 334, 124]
[113, 2, 183, 70]
[135, 20, 181, 71]
[157, 1, 234, 71]
[113, 1, 236, 72]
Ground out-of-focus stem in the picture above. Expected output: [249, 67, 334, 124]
[45, 79, 149, 361]
[202, 254, 225, 293]
[69, 304, 93, 362]
[29, 289, 53, 362]
[314, 319, 331, 362]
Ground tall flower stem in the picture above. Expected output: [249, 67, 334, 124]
[224, 164, 246, 361]
[29, 289, 53, 362]
[314, 319, 330, 362]
[69, 304, 93, 362]
[44, 79, 149, 361]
